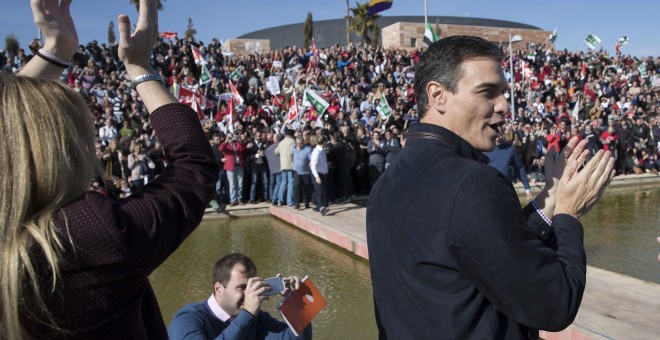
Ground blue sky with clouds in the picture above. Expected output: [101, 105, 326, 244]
[1, 0, 657, 57]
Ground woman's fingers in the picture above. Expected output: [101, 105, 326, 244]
[135, 0, 157, 32]
[117, 14, 132, 47]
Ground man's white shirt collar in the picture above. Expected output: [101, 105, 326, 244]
[207, 294, 232, 322]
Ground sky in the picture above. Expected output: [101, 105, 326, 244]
[1, 0, 658, 57]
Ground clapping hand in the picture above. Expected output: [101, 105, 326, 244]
[544, 137, 590, 191]
[30, 0, 78, 59]
[117, 0, 158, 79]
[554, 147, 615, 219]
[20, 0, 79, 78]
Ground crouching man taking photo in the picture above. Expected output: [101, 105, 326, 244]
[168, 253, 312, 339]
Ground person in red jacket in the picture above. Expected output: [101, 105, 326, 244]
[219, 132, 247, 205]
[546, 124, 561, 153]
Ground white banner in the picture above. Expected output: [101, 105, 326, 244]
[266, 76, 281, 95]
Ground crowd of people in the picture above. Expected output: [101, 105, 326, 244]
[3, 24, 660, 202]
[2, 0, 660, 338]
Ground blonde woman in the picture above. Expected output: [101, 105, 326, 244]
[1, 1, 217, 339]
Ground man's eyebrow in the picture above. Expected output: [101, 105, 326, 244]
[473, 82, 506, 92]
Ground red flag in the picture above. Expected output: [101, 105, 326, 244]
[307, 38, 319, 72]
[615, 41, 620, 55]
[312, 38, 318, 59]
[227, 97, 235, 134]
[177, 86, 208, 120]
[191, 46, 206, 65]
[286, 96, 299, 123]
[160, 31, 177, 40]
[580, 62, 587, 80]
[229, 80, 244, 106]
[272, 95, 282, 107]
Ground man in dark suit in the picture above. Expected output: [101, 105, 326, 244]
[247, 131, 269, 203]
[367, 36, 615, 339]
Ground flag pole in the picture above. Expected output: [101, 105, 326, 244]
[424, 0, 428, 28]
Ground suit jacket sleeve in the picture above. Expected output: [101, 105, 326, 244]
[448, 167, 585, 331]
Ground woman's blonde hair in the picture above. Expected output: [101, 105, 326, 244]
[0, 74, 98, 339]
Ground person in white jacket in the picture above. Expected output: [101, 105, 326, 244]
[310, 134, 329, 215]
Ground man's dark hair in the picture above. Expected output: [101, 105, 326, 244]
[330, 131, 342, 142]
[212, 253, 257, 288]
[414, 36, 504, 118]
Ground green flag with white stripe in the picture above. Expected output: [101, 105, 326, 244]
[302, 89, 329, 114]
[376, 95, 392, 120]
[424, 22, 439, 47]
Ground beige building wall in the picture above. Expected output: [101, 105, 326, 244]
[382, 22, 552, 50]
[224, 39, 271, 55]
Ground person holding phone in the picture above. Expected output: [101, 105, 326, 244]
[168, 253, 312, 339]
[219, 132, 247, 206]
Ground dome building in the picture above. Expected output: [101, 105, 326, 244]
[227, 15, 552, 53]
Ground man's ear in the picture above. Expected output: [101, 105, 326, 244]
[214, 282, 224, 297]
[426, 81, 447, 114]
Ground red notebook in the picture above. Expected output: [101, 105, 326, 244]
[277, 276, 327, 336]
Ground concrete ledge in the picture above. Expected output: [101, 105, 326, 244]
[269, 203, 369, 260]
[515, 173, 660, 197]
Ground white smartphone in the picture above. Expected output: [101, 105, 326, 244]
[259, 277, 286, 296]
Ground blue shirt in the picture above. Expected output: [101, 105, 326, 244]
[484, 141, 531, 191]
[292, 145, 313, 175]
[167, 299, 311, 340]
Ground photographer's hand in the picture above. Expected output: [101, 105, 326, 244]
[282, 275, 301, 296]
[243, 277, 268, 316]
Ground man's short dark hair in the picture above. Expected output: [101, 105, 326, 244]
[414, 36, 504, 118]
[212, 253, 257, 288]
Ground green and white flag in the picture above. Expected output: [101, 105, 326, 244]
[424, 22, 439, 47]
[547, 28, 557, 44]
[376, 95, 392, 120]
[199, 63, 212, 85]
[618, 36, 630, 47]
[229, 65, 243, 81]
[584, 33, 601, 50]
[302, 88, 329, 114]
[638, 62, 648, 78]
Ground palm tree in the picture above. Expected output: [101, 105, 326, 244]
[348, 2, 381, 47]
[129, 0, 165, 11]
